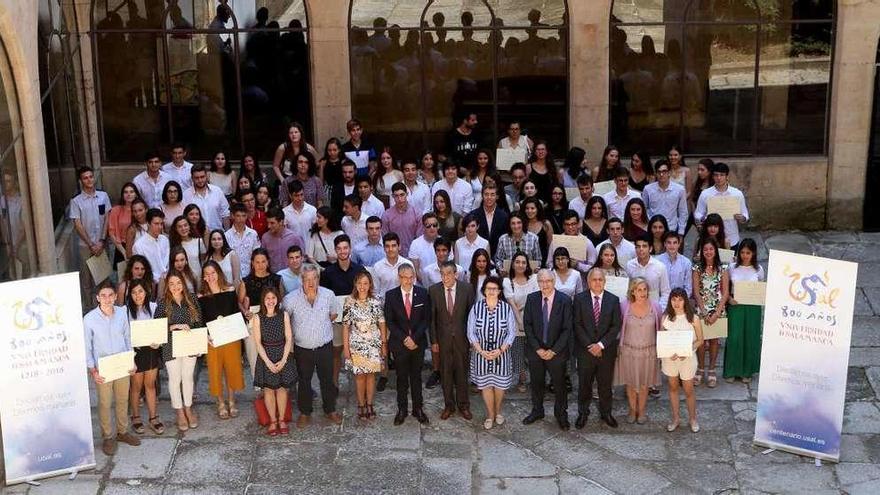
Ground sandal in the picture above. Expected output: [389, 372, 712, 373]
[366, 404, 376, 419]
[279, 422, 290, 435]
[131, 415, 145, 435]
[267, 421, 279, 437]
[357, 405, 367, 420]
[148, 416, 165, 435]
[707, 371, 718, 388]
[217, 401, 229, 420]
[228, 400, 240, 418]
[666, 420, 680, 432]
[185, 407, 199, 429]
[176, 412, 189, 432]
[517, 383, 527, 393]
[742, 376, 752, 384]
[694, 369, 704, 387]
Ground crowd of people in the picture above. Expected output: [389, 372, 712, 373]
[76, 115, 763, 455]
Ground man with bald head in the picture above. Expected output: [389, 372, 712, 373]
[573, 268, 623, 429]
[522, 269, 573, 430]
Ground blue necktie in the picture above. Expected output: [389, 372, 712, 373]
[542, 297, 550, 344]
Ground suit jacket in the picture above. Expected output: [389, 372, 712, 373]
[573, 291, 622, 351]
[468, 206, 509, 255]
[429, 281, 475, 348]
[384, 285, 431, 351]
[522, 290, 573, 356]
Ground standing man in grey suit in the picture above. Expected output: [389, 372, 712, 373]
[573, 268, 623, 429]
[521, 269, 573, 430]
[430, 262, 476, 420]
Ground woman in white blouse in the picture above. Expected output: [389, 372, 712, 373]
[169, 215, 206, 281]
[456, 215, 490, 271]
[306, 206, 344, 267]
[497, 120, 533, 164]
[208, 151, 237, 198]
[551, 247, 584, 298]
[724, 238, 765, 384]
[502, 252, 539, 393]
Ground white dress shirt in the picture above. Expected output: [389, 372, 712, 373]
[642, 181, 689, 234]
[69, 189, 111, 246]
[694, 185, 750, 246]
[454, 235, 489, 271]
[133, 170, 171, 209]
[431, 178, 475, 216]
[602, 188, 642, 221]
[597, 237, 636, 266]
[341, 214, 368, 248]
[282, 202, 317, 242]
[408, 235, 439, 283]
[370, 256, 413, 301]
[422, 262, 466, 287]
[225, 225, 260, 278]
[162, 160, 194, 189]
[182, 184, 230, 231]
[360, 194, 386, 219]
[568, 195, 591, 220]
[132, 233, 170, 282]
[657, 251, 693, 297]
[626, 256, 671, 308]
[406, 181, 432, 214]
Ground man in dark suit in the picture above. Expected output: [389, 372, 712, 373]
[467, 184, 509, 254]
[522, 269, 573, 430]
[429, 261, 476, 420]
[573, 268, 623, 429]
[384, 264, 431, 425]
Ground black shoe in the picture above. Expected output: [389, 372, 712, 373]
[557, 416, 570, 431]
[394, 410, 407, 425]
[601, 414, 619, 428]
[575, 413, 588, 429]
[522, 411, 545, 425]
[413, 408, 429, 424]
[648, 386, 660, 398]
[377, 377, 388, 392]
[425, 371, 441, 389]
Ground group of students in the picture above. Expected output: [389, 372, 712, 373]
[76, 116, 763, 454]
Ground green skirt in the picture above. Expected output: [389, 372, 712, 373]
[723, 304, 763, 378]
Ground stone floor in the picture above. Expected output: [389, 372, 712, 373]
[3, 230, 880, 494]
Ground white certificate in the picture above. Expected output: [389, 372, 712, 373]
[719, 248, 735, 264]
[131, 318, 168, 348]
[172, 327, 208, 357]
[501, 258, 541, 274]
[87, 253, 112, 284]
[604, 275, 630, 299]
[565, 188, 580, 203]
[702, 317, 728, 340]
[734, 281, 766, 306]
[98, 350, 135, 382]
[593, 180, 615, 196]
[552, 235, 588, 261]
[495, 148, 523, 171]
[207, 313, 250, 347]
[707, 196, 741, 220]
[656, 330, 694, 359]
[334, 295, 348, 323]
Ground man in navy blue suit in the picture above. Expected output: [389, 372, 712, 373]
[384, 264, 432, 425]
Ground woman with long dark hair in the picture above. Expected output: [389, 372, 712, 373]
[272, 121, 317, 182]
[160, 181, 185, 231]
[546, 185, 569, 234]
[526, 140, 558, 205]
[252, 286, 295, 435]
[502, 252, 537, 393]
[238, 151, 267, 193]
[206, 228, 240, 287]
[208, 151, 237, 198]
[124, 198, 149, 258]
[169, 215, 206, 280]
[648, 215, 669, 255]
[109, 182, 142, 267]
[467, 248, 496, 302]
[432, 190, 461, 243]
[521, 197, 553, 265]
[418, 150, 439, 188]
[629, 151, 654, 191]
[183, 203, 210, 248]
[126, 278, 164, 435]
[660, 287, 703, 432]
[117, 255, 154, 305]
[306, 206, 344, 267]
[583, 196, 609, 246]
[691, 238, 729, 388]
[592, 244, 625, 277]
[320, 137, 345, 202]
[372, 147, 404, 204]
[280, 151, 323, 207]
[560, 146, 587, 188]
[468, 148, 497, 198]
[724, 238, 764, 384]
[622, 198, 650, 242]
[593, 145, 620, 182]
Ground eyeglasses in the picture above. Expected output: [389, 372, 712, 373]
[657, 169, 670, 174]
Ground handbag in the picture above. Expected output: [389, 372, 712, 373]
[254, 395, 293, 426]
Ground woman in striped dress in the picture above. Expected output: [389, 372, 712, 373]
[468, 276, 517, 430]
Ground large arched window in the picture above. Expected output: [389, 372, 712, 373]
[610, 0, 834, 156]
[91, 0, 311, 162]
[349, 0, 568, 159]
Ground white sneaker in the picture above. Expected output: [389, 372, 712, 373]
[494, 414, 505, 426]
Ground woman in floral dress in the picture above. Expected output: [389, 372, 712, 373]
[691, 238, 729, 388]
[342, 271, 387, 420]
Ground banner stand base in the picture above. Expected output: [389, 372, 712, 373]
[24, 480, 41, 486]
[753, 440, 840, 464]
[69, 470, 80, 480]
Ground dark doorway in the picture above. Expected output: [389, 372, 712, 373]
[865, 46, 880, 231]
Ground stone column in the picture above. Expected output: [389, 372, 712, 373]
[306, 0, 351, 146]
[68, 0, 101, 171]
[568, 1, 611, 164]
[826, 1, 880, 229]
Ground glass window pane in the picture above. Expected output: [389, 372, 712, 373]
[682, 24, 756, 154]
[612, 0, 686, 24]
[423, 0, 492, 28]
[498, 28, 567, 153]
[351, 27, 425, 153]
[686, 0, 761, 22]
[757, 22, 830, 154]
[609, 23, 682, 155]
[159, 33, 241, 157]
[491, 0, 566, 27]
[242, 27, 312, 161]
[350, 0, 426, 29]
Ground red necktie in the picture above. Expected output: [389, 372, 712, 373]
[593, 295, 601, 325]
[405, 292, 412, 318]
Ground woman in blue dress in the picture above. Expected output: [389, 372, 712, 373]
[468, 276, 517, 430]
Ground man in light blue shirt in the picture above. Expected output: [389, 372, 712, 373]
[83, 280, 141, 455]
[655, 232, 693, 298]
[277, 245, 304, 293]
[352, 216, 385, 267]
[642, 160, 689, 234]
[282, 265, 342, 427]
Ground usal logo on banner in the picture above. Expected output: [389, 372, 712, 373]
[0, 273, 95, 485]
[754, 250, 857, 462]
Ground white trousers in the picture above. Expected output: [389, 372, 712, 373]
[166, 356, 197, 409]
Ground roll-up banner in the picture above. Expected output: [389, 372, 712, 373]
[753, 250, 858, 462]
[0, 273, 96, 484]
